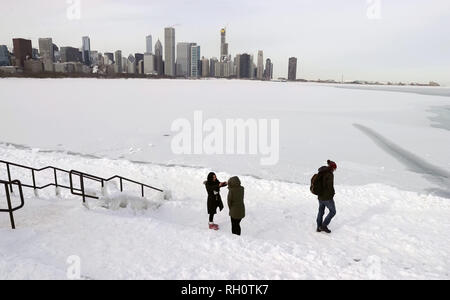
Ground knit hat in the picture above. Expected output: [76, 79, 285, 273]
[327, 160, 337, 170]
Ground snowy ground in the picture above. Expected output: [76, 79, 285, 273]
[0, 78, 450, 279]
[1, 145, 449, 280]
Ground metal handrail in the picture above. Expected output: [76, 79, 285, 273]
[0, 159, 164, 229]
[0, 159, 164, 203]
[69, 169, 163, 203]
[0, 179, 25, 229]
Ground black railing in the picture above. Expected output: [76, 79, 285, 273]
[0, 160, 164, 228]
[0, 160, 79, 194]
[0, 180, 25, 229]
[69, 169, 163, 203]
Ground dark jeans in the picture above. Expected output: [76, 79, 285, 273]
[231, 218, 242, 235]
[317, 200, 336, 227]
[209, 214, 214, 223]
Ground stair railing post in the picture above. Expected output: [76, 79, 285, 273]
[54, 169, 60, 197]
[80, 173, 86, 203]
[4, 183, 15, 229]
[32, 169, 38, 197]
[6, 163, 13, 193]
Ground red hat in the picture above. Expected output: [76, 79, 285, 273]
[327, 160, 337, 170]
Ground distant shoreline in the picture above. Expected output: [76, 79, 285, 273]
[0, 71, 444, 89]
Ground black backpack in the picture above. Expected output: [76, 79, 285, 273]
[310, 173, 324, 195]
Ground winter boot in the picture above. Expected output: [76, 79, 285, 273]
[320, 225, 331, 234]
[316, 227, 322, 233]
[209, 223, 219, 230]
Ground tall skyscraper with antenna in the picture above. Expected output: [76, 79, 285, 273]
[220, 28, 229, 62]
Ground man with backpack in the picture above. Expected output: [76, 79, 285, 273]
[311, 160, 337, 234]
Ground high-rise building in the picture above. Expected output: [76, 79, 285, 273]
[190, 45, 201, 78]
[146, 35, 153, 54]
[13, 38, 32, 68]
[176, 42, 194, 77]
[264, 58, 273, 80]
[90, 51, 100, 66]
[288, 57, 297, 81]
[209, 57, 218, 77]
[138, 60, 144, 74]
[201, 57, 209, 77]
[104, 52, 114, 64]
[135, 53, 144, 73]
[38, 38, 54, 70]
[82, 36, 91, 65]
[122, 56, 128, 74]
[0, 45, 10, 66]
[144, 53, 156, 75]
[114, 50, 123, 73]
[249, 55, 256, 79]
[220, 28, 229, 62]
[60, 47, 82, 63]
[32, 48, 39, 59]
[164, 27, 175, 77]
[127, 55, 136, 74]
[238, 54, 250, 79]
[214, 61, 220, 77]
[235, 54, 240, 78]
[155, 39, 164, 76]
[256, 50, 264, 80]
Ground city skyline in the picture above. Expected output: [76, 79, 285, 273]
[0, 0, 449, 84]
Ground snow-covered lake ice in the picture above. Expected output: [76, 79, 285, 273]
[0, 78, 449, 279]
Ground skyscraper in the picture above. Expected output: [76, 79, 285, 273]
[122, 56, 128, 74]
[201, 57, 210, 77]
[264, 58, 273, 80]
[176, 42, 194, 77]
[32, 48, 39, 59]
[249, 55, 256, 79]
[220, 28, 229, 62]
[60, 47, 82, 63]
[104, 52, 114, 64]
[127, 54, 136, 74]
[135, 53, 144, 73]
[12, 38, 32, 68]
[146, 35, 153, 54]
[190, 45, 201, 78]
[257, 50, 264, 80]
[0, 45, 10, 66]
[288, 57, 297, 81]
[144, 53, 156, 75]
[209, 57, 218, 77]
[164, 27, 175, 77]
[155, 39, 164, 76]
[38, 38, 54, 72]
[82, 36, 91, 66]
[114, 50, 122, 73]
[238, 54, 250, 79]
[90, 51, 100, 66]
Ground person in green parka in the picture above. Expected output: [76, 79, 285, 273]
[227, 176, 245, 236]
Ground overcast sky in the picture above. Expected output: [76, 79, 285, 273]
[1, 0, 449, 85]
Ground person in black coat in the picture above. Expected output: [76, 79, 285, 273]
[204, 172, 227, 230]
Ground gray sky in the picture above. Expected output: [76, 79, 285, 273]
[1, 0, 450, 85]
